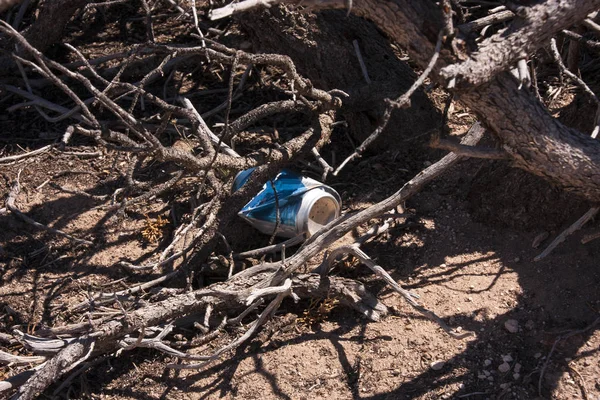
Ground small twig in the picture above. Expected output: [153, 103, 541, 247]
[430, 135, 509, 159]
[246, 278, 292, 305]
[161, 201, 214, 259]
[591, 105, 600, 139]
[162, 0, 189, 16]
[69, 270, 182, 312]
[0, 23, 99, 126]
[48, 183, 108, 201]
[562, 29, 600, 49]
[234, 235, 305, 259]
[516, 59, 530, 89]
[179, 97, 240, 157]
[167, 281, 293, 369]
[550, 38, 600, 107]
[84, 0, 130, 10]
[217, 232, 235, 279]
[538, 317, 600, 397]
[535, 207, 599, 261]
[355, 213, 411, 245]
[119, 327, 145, 351]
[209, 0, 282, 20]
[56, 150, 102, 158]
[228, 99, 308, 135]
[332, 31, 444, 176]
[530, 57, 543, 101]
[457, 9, 513, 33]
[0, 350, 46, 367]
[581, 230, 600, 244]
[0, 145, 52, 164]
[120, 201, 218, 272]
[190, 0, 207, 48]
[352, 40, 371, 85]
[4, 84, 86, 123]
[321, 244, 471, 339]
[441, 94, 454, 135]
[118, 331, 209, 360]
[140, 0, 155, 42]
[51, 355, 109, 396]
[203, 305, 212, 328]
[311, 147, 334, 181]
[228, 300, 264, 325]
[582, 17, 600, 35]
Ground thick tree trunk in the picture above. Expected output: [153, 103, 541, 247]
[20, 0, 88, 53]
[350, 0, 600, 200]
[251, 0, 600, 201]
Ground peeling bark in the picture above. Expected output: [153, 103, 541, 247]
[12, 340, 89, 400]
[440, 0, 600, 88]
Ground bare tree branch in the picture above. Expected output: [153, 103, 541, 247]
[441, 0, 600, 88]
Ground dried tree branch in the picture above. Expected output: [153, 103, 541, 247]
[457, 9, 513, 33]
[167, 279, 294, 370]
[332, 30, 444, 176]
[0, 350, 46, 367]
[550, 37, 600, 106]
[0, 145, 52, 163]
[534, 207, 599, 261]
[220, 0, 600, 201]
[430, 135, 509, 160]
[441, 0, 600, 88]
[562, 29, 600, 49]
[5, 0, 600, 396]
[12, 339, 93, 400]
[581, 230, 600, 244]
[234, 235, 305, 259]
[322, 244, 472, 339]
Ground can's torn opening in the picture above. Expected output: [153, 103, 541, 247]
[307, 195, 339, 236]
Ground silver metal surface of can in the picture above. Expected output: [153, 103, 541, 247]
[232, 168, 341, 238]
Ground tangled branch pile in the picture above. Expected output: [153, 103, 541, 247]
[1, 0, 599, 398]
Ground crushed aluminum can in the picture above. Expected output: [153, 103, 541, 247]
[232, 168, 341, 238]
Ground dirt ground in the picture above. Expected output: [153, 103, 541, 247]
[1, 121, 599, 400]
[1, 4, 600, 400]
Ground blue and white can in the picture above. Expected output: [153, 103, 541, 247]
[232, 168, 341, 238]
